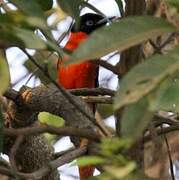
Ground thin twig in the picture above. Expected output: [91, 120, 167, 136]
[58, 20, 73, 44]
[69, 87, 115, 96]
[104, 51, 119, 61]
[149, 33, 177, 54]
[24, 68, 39, 86]
[4, 125, 101, 142]
[95, 111, 113, 137]
[153, 113, 178, 127]
[93, 59, 119, 75]
[160, 33, 177, 50]
[53, 147, 75, 159]
[144, 123, 179, 142]
[162, 128, 175, 180]
[81, 96, 113, 104]
[9, 135, 24, 179]
[149, 39, 162, 54]
[12, 72, 30, 87]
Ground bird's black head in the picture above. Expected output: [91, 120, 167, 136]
[71, 13, 108, 34]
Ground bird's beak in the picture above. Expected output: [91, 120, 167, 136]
[96, 16, 116, 25]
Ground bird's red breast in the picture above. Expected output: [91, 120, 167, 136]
[58, 32, 98, 89]
[65, 32, 87, 50]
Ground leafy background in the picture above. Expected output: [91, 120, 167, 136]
[1, 0, 179, 179]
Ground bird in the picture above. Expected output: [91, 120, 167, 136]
[58, 13, 110, 180]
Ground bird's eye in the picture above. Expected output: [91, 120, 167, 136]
[86, 20, 94, 26]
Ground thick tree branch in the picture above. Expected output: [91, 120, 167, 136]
[4, 88, 18, 101]
[12, 85, 96, 133]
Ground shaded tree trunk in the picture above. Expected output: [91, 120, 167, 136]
[115, 0, 146, 168]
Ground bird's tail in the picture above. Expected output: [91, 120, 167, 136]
[79, 166, 95, 180]
[79, 120, 95, 180]
[79, 103, 96, 180]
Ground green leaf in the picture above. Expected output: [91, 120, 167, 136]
[57, 0, 81, 20]
[14, 28, 46, 49]
[46, 40, 65, 57]
[0, 106, 4, 152]
[165, 0, 179, 11]
[37, 0, 53, 11]
[68, 16, 176, 64]
[0, 30, 24, 48]
[104, 162, 136, 179]
[9, 1, 54, 41]
[25, 17, 48, 29]
[101, 138, 131, 157]
[77, 156, 105, 167]
[121, 97, 153, 141]
[38, 112, 64, 127]
[149, 72, 179, 112]
[124, 171, 153, 180]
[114, 46, 179, 110]
[9, 0, 45, 18]
[39, 110, 61, 143]
[0, 53, 10, 94]
[97, 104, 114, 119]
[95, 169, 152, 180]
[0, 12, 47, 30]
[24, 51, 58, 83]
[0, 13, 14, 25]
